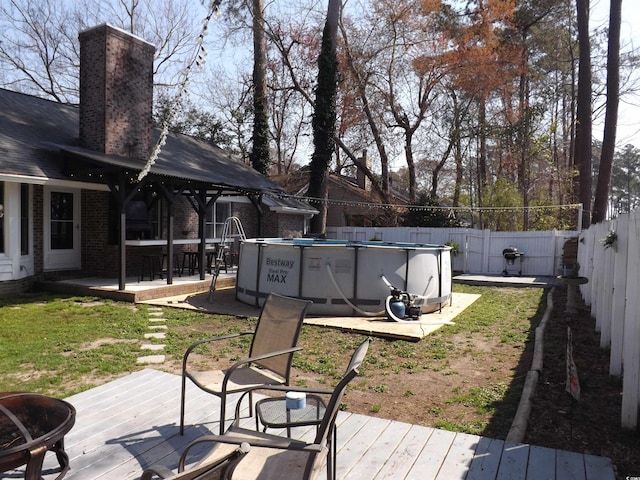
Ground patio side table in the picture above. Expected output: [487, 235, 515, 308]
[254, 394, 336, 480]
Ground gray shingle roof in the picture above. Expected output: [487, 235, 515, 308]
[0, 88, 312, 206]
[0, 89, 80, 180]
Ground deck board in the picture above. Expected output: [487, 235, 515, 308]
[525, 445, 556, 480]
[496, 442, 529, 480]
[345, 420, 411, 480]
[372, 424, 434, 480]
[7, 369, 615, 480]
[466, 436, 504, 480]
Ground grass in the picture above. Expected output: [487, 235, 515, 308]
[0, 294, 149, 396]
[446, 383, 509, 414]
[0, 284, 546, 438]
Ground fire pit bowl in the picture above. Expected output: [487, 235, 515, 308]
[0, 392, 75, 480]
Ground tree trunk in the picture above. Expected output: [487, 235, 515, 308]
[592, 0, 621, 223]
[518, 30, 531, 231]
[575, 0, 592, 229]
[308, 0, 340, 234]
[250, 0, 271, 175]
[477, 96, 488, 228]
[405, 132, 417, 203]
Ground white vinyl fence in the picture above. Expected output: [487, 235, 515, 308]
[327, 227, 578, 276]
[578, 210, 640, 429]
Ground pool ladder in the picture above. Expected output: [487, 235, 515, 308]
[209, 217, 246, 302]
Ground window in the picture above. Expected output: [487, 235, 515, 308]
[205, 201, 231, 238]
[20, 184, 29, 255]
[0, 182, 4, 253]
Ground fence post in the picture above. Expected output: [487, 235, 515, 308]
[622, 210, 640, 429]
[600, 219, 617, 348]
[610, 213, 629, 376]
[482, 229, 491, 273]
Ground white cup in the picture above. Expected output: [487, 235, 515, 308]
[285, 391, 306, 409]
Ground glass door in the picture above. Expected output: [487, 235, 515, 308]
[44, 187, 81, 270]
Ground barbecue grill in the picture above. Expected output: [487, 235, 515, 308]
[502, 246, 524, 276]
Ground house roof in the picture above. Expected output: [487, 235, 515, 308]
[0, 89, 79, 181]
[0, 88, 316, 214]
[270, 169, 408, 205]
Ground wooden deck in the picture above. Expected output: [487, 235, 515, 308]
[9, 369, 615, 480]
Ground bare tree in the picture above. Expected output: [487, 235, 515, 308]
[0, 0, 80, 102]
[0, 0, 204, 102]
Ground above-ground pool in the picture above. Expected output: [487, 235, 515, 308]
[235, 238, 452, 316]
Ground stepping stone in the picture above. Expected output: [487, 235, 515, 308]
[148, 317, 166, 322]
[148, 325, 168, 330]
[141, 344, 166, 351]
[148, 311, 164, 316]
[144, 332, 166, 339]
[137, 354, 165, 364]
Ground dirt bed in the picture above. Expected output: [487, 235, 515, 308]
[525, 287, 640, 479]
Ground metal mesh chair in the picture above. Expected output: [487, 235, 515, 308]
[141, 442, 250, 480]
[177, 338, 371, 480]
[180, 293, 313, 435]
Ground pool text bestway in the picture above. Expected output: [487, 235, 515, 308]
[265, 257, 295, 269]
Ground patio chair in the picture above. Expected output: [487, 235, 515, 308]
[180, 293, 313, 435]
[179, 337, 371, 480]
[140, 442, 250, 480]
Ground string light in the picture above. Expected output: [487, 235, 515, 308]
[138, 0, 221, 181]
[265, 192, 582, 213]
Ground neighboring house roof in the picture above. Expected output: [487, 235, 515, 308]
[270, 169, 409, 205]
[0, 88, 316, 214]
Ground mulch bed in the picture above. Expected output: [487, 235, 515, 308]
[525, 287, 640, 479]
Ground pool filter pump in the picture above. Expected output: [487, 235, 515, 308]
[382, 277, 422, 322]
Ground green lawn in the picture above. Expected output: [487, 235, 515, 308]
[0, 285, 546, 438]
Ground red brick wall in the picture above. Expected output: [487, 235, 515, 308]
[232, 203, 305, 239]
[0, 277, 38, 295]
[32, 186, 43, 276]
[81, 190, 120, 277]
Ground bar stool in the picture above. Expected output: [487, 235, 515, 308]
[160, 249, 182, 277]
[181, 250, 199, 275]
[140, 254, 163, 281]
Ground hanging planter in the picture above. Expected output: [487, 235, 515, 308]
[601, 230, 617, 250]
[445, 241, 459, 256]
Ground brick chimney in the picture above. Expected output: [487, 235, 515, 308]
[79, 24, 155, 159]
[356, 150, 371, 191]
